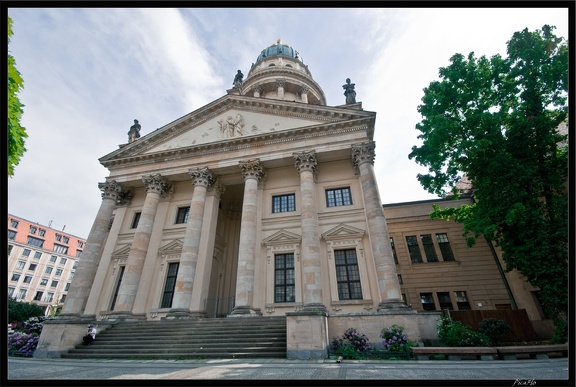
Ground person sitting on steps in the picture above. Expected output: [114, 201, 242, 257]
[82, 324, 97, 345]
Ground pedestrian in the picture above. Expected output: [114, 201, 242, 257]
[82, 324, 97, 345]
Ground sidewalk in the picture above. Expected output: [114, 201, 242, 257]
[5, 357, 571, 384]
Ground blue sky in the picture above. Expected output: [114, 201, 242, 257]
[7, 7, 569, 238]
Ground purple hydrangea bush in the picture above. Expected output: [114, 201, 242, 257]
[380, 324, 414, 353]
[331, 327, 372, 359]
[8, 316, 48, 357]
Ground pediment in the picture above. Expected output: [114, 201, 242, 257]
[157, 239, 183, 255]
[321, 223, 365, 240]
[262, 229, 301, 245]
[100, 95, 375, 164]
[111, 244, 131, 258]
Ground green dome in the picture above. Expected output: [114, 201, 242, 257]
[256, 39, 302, 64]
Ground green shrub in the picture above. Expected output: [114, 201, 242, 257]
[478, 318, 511, 346]
[550, 319, 568, 344]
[331, 327, 372, 359]
[437, 316, 489, 347]
[8, 298, 44, 324]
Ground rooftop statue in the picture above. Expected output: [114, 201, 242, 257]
[342, 78, 356, 104]
[128, 119, 141, 143]
[233, 70, 244, 89]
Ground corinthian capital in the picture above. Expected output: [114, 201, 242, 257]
[98, 180, 131, 204]
[352, 142, 376, 169]
[142, 174, 172, 197]
[239, 159, 265, 181]
[293, 150, 317, 175]
[189, 167, 214, 188]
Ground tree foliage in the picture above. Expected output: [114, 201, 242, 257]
[8, 298, 44, 324]
[408, 25, 568, 334]
[8, 16, 28, 177]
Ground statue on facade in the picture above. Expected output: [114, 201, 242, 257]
[233, 70, 244, 89]
[128, 119, 141, 143]
[342, 78, 356, 104]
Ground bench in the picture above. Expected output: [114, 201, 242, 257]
[411, 347, 498, 361]
[494, 344, 568, 360]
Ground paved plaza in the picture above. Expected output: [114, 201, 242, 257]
[4, 357, 572, 385]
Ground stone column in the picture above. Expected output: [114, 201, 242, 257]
[293, 151, 326, 312]
[60, 180, 130, 317]
[276, 79, 285, 99]
[230, 159, 265, 316]
[352, 142, 409, 310]
[111, 174, 171, 318]
[299, 85, 309, 104]
[167, 167, 214, 319]
[252, 85, 262, 98]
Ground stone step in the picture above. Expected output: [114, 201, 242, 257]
[63, 317, 288, 359]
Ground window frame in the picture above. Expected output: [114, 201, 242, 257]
[334, 249, 363, 300]
[272, 193, 296, 214]
[325, 187, 352, 208]
[274, 253, 296, 303]
[175, 207, 190, 224]
[160, 262, 179, 308]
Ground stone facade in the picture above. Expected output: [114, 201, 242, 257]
[34, 40, 551, 359]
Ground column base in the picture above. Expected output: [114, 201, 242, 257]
[228, 305, 262, 317]
[163, 309, 206, 320]
[105, 311, 147, 322]
[301, 303, 328, 313]
[377, 299, 414, 312]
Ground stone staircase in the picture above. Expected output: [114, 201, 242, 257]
[61, 316, 287, 360]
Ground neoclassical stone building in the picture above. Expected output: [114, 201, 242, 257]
[37, 40, 549, 359]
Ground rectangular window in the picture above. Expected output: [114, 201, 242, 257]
[10, 219, 19, 228]
[55, 268, 63, 276]
[73, 261, 79, 269]
[28, 263, 37, 271]
[8, 230, 16, 240]
[131, 212, 141, 229]
[55, 234, 61, 241]
[29, 226, 37, 234]
[78, 241, 84, 248]
[455, 291, 471, 310]
[272, 194, 296, 213]
[40, 278, 48, 286]
[161, 263, 179, 308]
[53, 244, 68, 254]
[390, 237, 398, 264]
[397, 274, 403, 284]
[76, 250, 82, 258]
[38, 229, 46, 237]
[17, 289, 27, 300]
[27, 236, 44, 248]
[8, 287, 15, 298]
[63, 236, 69, 244]
[60, 294, 66, 303]
[436, 233, 455, 261]
[50, 255, 58, 263]
[437, 292, 453, 310]
[274, 253, 295, 303]
[16, 261, 26, 269]
[175, 207, 190, 224]
[45, 292, 54, 302]
[34, 291, 44, 301]
[60, 257, 67, 265]
[326, 187, 352, 207]
[68, 272, 74, 280]
[421, 234, 439, 262]
[420, 292, 436, 310]
[22, 249, 31, 257]
[51, 280, 58, 288]
[34, 251, 42, 259]
[334, 249, 363, 300]
[45, 267, 53, 274]
[8, 244, 13, 255]
[22, 276, 32, 283]
[11, 274, 21, 282]
[406, 236, 422, 263]
[65, 282, 71, 291]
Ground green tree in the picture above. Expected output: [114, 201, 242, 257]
[8, 16, 28, 177]
[408, 25, 568, 339]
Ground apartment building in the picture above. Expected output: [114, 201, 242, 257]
[7, 214, 86, 315]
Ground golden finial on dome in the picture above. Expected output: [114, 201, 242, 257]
[277, 38, 282, 45]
